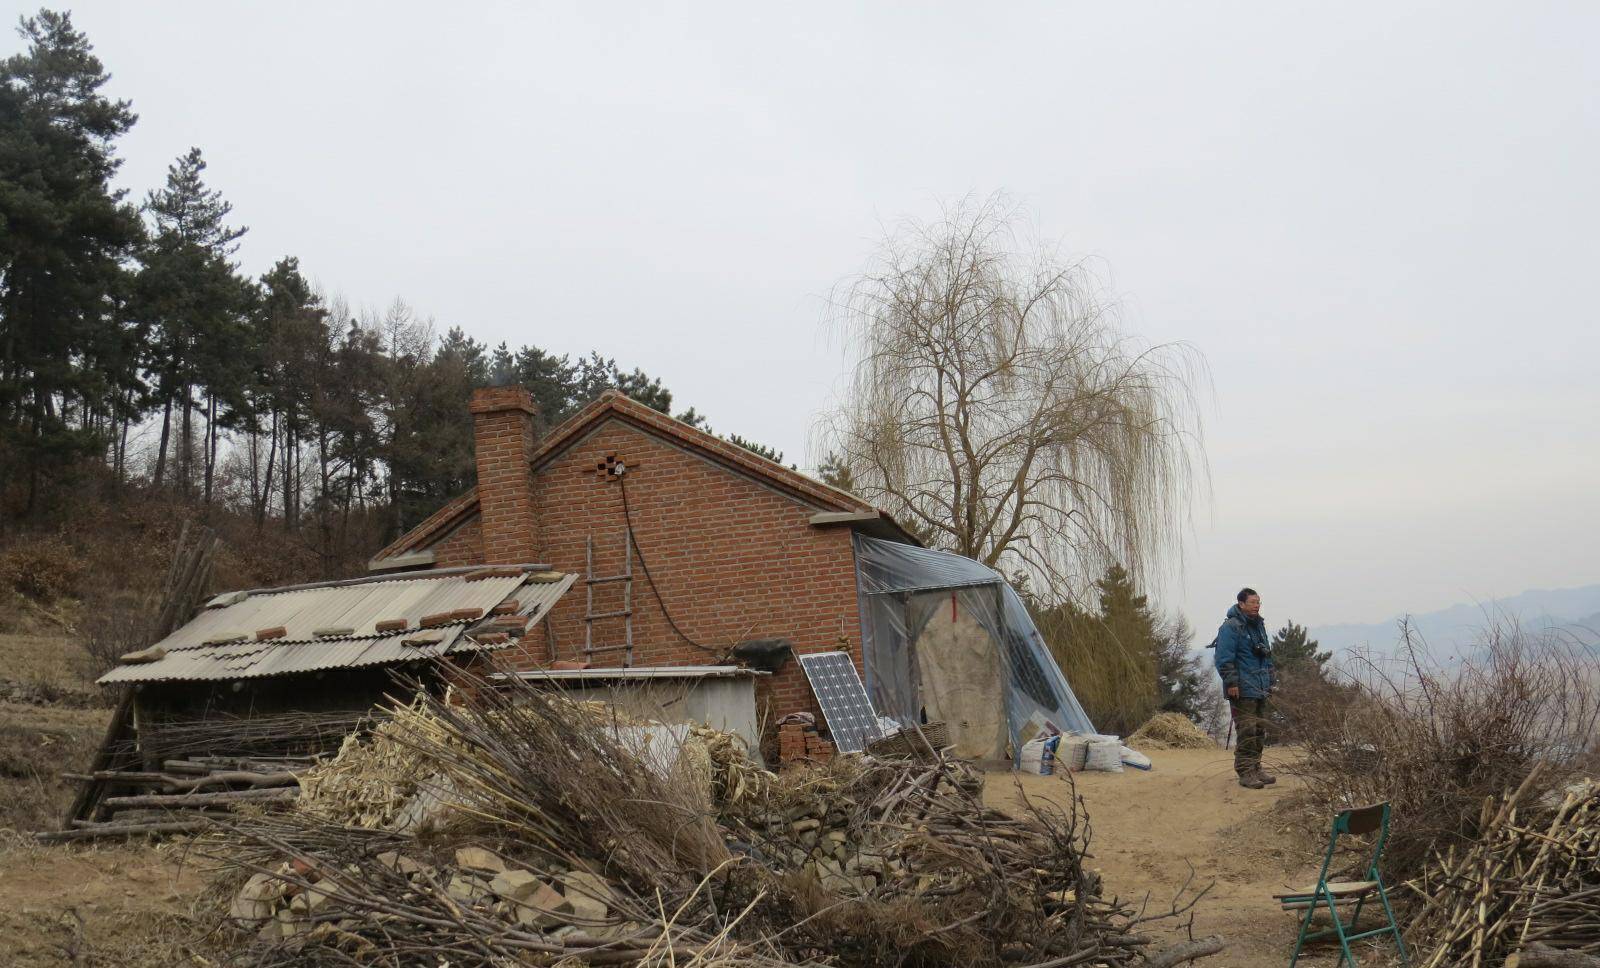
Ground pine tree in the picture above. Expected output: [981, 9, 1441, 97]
[817, 452, 857, 493]
[726, 434, 785, 464]
[136, 147, 252, 498]
[250, 257, 327, 528]
[0, 9, 144, 512]
[1272, 620, 1332, 679]
[1032, 565, 1163, 735]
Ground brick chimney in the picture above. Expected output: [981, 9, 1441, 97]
[469, 385, 540, 565]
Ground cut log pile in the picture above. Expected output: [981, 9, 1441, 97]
[39, 754, 310, 843]
[1408, 772, 1600, 967]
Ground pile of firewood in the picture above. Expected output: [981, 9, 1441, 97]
[1408, 768, 1600, 968]
[39, 754, 309, 843]
[208, 664, 1225, 968]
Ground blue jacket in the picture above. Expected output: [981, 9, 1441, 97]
[1214, 604, 1274, 699]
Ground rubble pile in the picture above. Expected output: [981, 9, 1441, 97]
[230, 843, 648, 949]
[213, 664, 1221, 968]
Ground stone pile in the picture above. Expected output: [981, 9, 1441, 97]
[231, 844, 637, 946]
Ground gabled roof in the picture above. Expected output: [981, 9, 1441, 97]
[372, 391, 916, 564]
[98, 566, 576, 684]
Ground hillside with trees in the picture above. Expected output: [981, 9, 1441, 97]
[0, 12, 726, 571]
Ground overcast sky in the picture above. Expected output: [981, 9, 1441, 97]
[44, 2, 1600, 636]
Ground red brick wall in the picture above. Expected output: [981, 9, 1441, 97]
[431, 515, 483, 568]
[470, 387, 540, 565]
[475, 419, 865, 724]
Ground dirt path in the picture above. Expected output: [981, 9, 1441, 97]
[988, 746, 1352, 968]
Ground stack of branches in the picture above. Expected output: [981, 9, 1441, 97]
[40, 753, 312, 842]
[207, 661, 1222, 968]
[1286, 620, 1600, 893]
[133, 709, 384, 762]
[1407, 770, 1600, 968]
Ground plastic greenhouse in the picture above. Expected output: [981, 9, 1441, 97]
[853, 534, 1095, 760]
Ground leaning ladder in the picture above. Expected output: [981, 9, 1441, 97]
[583, 529, 634, 666]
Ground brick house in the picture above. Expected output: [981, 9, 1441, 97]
[368, 385, 919, 725]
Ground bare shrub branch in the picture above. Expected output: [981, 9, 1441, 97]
[1287, 617, 1600, 889]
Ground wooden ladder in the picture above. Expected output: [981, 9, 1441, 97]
[583, 529, 634, 666]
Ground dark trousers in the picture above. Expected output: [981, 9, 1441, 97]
[1230, 697, 1270, 775]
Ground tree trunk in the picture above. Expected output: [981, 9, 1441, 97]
[153, 396, 173, 487]
[283, 432, 296, 531]
[257, 411, 278, 530]
[113, 387, 132, 489]
[202, 394, 217, 506]
[179, 384, 193, 498]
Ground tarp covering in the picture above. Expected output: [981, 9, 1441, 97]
[853, 535, 1095, 753]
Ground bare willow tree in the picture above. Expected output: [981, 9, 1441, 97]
[818, 197, 1206, 596]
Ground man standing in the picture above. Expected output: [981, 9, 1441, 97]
[1214, 588, 1277, 789]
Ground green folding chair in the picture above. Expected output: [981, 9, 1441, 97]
[1274, 801, 1408, 968]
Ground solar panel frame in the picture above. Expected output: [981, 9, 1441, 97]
[798, 651, 883, 753]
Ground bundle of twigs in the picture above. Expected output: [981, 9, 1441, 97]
[207, 661, 1220, 968]
[133, 709, 382, 761]
[1408, 769, 1600, 967]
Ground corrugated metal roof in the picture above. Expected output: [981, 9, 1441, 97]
[98, 570, 576, 685]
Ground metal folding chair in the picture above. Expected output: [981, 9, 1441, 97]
[1273, 802, 1408, 968]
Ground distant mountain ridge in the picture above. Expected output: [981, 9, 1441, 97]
[1307, 584, 1600, 658]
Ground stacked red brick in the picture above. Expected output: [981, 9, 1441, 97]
[778, 722, 834, 766]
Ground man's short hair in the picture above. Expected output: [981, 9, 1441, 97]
[1237, 587, 1258, 603]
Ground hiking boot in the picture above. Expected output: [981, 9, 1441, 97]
[1254, 769, 1278, 785]
[1237, 773, 1266, 790]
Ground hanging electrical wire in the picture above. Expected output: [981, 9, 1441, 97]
[615, 470, 725, 657]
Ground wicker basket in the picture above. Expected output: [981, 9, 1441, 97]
[866, 721, 952, 758]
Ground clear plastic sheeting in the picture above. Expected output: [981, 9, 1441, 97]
[853, 535, 1094, 757]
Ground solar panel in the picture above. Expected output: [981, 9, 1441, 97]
[798, 651, 883, 753]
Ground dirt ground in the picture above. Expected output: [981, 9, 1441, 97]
[0, 837, 210, 967]
[0, 633, 212, 966]
[987, 747, 1392, 968]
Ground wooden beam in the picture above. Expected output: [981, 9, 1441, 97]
[809, 510, 881, 527]
[35, 820, 212, 843]
[102, 787, 296, 810]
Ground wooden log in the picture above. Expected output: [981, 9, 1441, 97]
[34, 820, 212, 843]
[61, 770, 175, 785]
[160, 770, 300, 792]
[102, 788, 297, 810]
[60, 690, 136, 827]
[161, 759, 215, 775]
[186, 755, 315, 771]
[75, 810, 233, 827]
[1507, 944, 1600, 968]
[1142, 937, 1227, 968]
